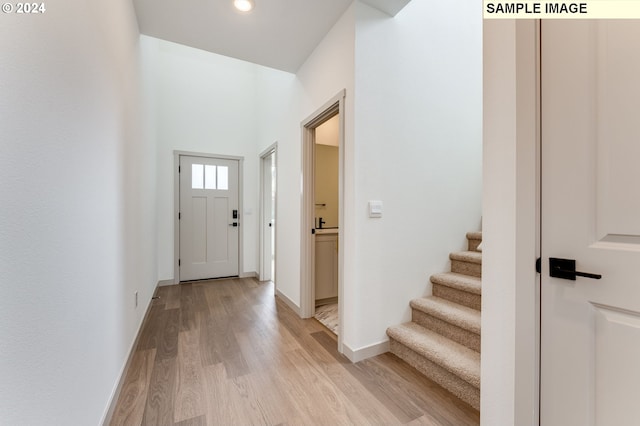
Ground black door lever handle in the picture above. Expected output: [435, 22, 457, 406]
[550, 257, 602, 281]
[555, 268, 602, 280]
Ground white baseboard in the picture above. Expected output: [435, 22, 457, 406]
[275, 289, 301, 316]
[160, 274, 256, 285]
[100, 282, 158, 425]
[342, 340, 390, 363]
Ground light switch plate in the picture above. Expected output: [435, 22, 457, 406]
[368, 200, 383, 218]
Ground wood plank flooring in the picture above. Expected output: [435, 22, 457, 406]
[110, 278, 479, 426]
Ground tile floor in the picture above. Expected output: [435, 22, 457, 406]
[314, 303, 338, 335]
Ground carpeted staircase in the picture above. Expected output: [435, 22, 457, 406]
[386, 231, 482, 410]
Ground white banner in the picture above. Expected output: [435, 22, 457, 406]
[483, 1, 640, 19]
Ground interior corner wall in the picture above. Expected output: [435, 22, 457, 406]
[0, 1, 157, 424]
[351, 1, 482, 350]
[143, 37, 296, 281]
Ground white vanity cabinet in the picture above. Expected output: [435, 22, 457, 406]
[315, 232, 338, 302]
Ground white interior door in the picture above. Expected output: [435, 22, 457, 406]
[260, 151, 276, 281]
[179, 155, 239, 281]
[541, 20, 640, 425]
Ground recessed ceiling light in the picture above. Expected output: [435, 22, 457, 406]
[233, 0, 254, 12]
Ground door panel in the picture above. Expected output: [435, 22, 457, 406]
[541, 20, 640, 425]
[596, 21, 640, 240]
[180, 155, 239, 281]
[593, 305, 640, 425]
[212, 196, 229, 261]
[191, 197, 207, 263]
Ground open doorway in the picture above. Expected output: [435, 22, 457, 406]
[300, 90, 345, 351]
[259, 144, 277, 287]
[313, 116, 339, 334]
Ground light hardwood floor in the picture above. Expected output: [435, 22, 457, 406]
[109, 278, 479, 426]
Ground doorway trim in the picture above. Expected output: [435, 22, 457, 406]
[482, 20, 540, 423]
[300, 89, 346, 353]
[173, 150, 244, 284]
[259, 143, 278, 287]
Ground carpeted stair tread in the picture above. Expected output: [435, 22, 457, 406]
[390, 340, 480, 409]
[449, 251, 482, 265]
[466, 232, 483, 252]
[410, 296, 481, 334]
[386, 322, 480, 388]
[466, 231, 482, 240]
[430, 272, 481, 296]
[387, 228, 482, 407]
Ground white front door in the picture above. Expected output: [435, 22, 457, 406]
[179, 155, 239, 281]
[541, 20, 640, 425]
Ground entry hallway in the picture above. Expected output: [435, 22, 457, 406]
[109, 278, 479, 425]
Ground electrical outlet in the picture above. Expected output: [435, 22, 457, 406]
[134, 291, 138, 308]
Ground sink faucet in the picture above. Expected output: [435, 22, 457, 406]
[318, 217, 326, 229]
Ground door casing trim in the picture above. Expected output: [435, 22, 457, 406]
[482, 19, 541, 424]
[300, 89, 346, 354]
[259, 143, 278, 287]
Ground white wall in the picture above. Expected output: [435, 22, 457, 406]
[0, 1, 157, 424]
[349, 0, 482, 351]
[142, 36, 296, 281]
[266, 3, 356, 307]
[482, 19, 539, 425]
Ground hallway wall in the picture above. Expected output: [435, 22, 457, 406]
[0, 1, 157, 424]
[350, 0, 482, 351]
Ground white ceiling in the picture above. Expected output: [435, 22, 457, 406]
[132, 0, 411, 73]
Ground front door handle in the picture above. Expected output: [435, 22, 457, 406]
[550, 257, 602, 280]
[229, 222, 238, 227]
